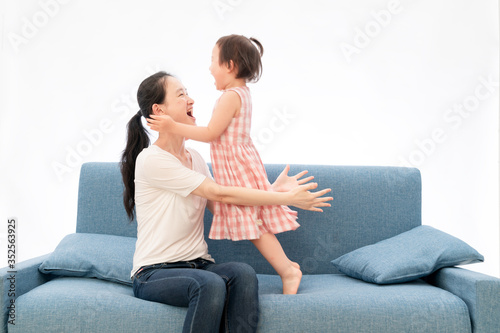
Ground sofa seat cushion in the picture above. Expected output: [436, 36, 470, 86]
[257, 274, 472, 333]
[12, 277, 187, 333]
[13, 274, 471, 333]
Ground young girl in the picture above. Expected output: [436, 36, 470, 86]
[148, 35, 319, 294]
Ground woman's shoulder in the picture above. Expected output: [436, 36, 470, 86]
[187, 147, 211, 177]
[186, 146, 201, 157]
[186, 147, 207, 166]
[138, 145, 166, 159]
[138, 145, 181, 168]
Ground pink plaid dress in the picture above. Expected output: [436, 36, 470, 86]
[209, 86, 299, 241]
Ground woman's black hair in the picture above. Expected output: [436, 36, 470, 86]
[120, 71, 172, 221]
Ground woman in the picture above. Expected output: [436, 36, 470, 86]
[120, 71, 332, 333]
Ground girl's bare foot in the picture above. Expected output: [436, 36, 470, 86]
[282, 265, 302, 294]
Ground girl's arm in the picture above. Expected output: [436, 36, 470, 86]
[271, 165, 314, 192]
[148, 91, 240, 143]
[192, 177, 333, 212]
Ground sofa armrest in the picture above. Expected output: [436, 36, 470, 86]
[424, 267, 500, 333]
[0, 254, 52, 333]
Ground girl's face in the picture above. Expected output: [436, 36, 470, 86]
[158, 76, 196, 125]
[209, 44, 232, 90]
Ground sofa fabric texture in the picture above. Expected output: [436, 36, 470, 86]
[1, 162, 499, 333]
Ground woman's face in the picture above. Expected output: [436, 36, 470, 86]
[161, 76, 196, 125]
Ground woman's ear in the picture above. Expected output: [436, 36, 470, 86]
[152, 104, 164, 115]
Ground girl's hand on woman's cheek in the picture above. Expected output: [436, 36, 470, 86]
[147, 114, 175, 132]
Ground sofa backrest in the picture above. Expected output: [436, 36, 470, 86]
[76, 162, 421, 275]
[76, 162, 137, 237]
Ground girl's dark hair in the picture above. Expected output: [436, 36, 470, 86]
[120, 71, 172, 221]
[216, 34, 264, 83]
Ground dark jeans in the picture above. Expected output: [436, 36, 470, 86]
[133, 258, 259, 333]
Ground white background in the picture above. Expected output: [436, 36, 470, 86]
[1, 0, 499, 277]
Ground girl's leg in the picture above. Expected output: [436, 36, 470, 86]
[206, 262, 260, 333]
[133, 268, 226, 333]
[250, 232, 302, 294]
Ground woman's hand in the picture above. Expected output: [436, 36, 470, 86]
[289, 182, 333, 212]
[147, 114, 175, 132]
[272, 165, 314, 192]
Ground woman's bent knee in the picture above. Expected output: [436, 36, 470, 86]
[228, 262, 258, 287]
[188, 272, 227, 303]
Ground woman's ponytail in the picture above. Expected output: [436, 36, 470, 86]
[120, 71, 172, 221]
[120, 111, 149, 221]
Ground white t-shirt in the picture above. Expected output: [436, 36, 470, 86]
[131, 145, 214, 277]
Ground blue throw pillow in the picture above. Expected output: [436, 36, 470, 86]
[39, 233, 136, 285]
[330, 225, 484, 284]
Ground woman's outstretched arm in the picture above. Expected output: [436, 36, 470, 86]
[193, 177, 332, 212]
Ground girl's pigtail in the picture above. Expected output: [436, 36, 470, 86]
[250, 37, 264, 57]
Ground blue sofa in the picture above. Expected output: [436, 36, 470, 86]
[1, 162, 499, 332]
